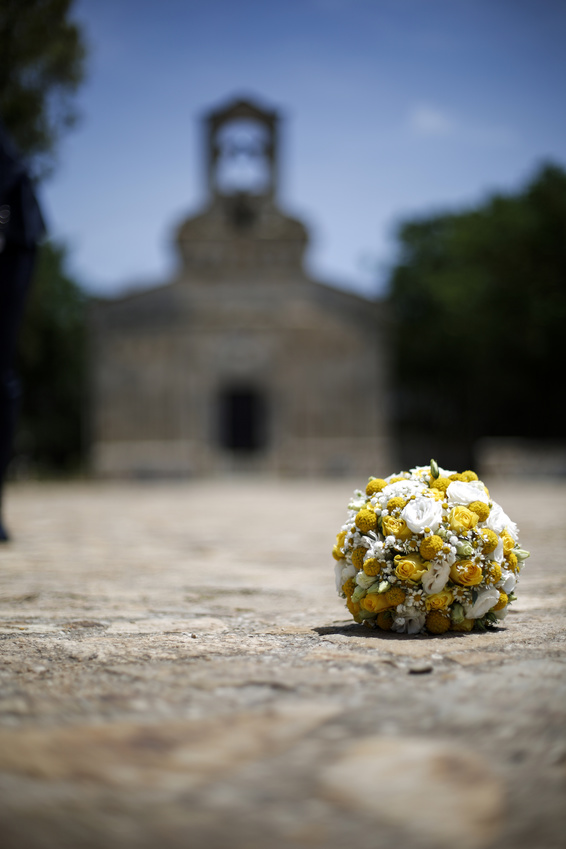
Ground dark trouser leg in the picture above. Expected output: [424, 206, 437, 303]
[0, 244, 36, 539]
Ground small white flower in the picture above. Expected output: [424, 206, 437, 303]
[392, 616, 407, 633]
[348, 493, 367, 511]
[382, 480, 425, 499]
[365, 537, 385, 560]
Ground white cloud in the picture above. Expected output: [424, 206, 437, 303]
[408, 102, 516, 147]
[409, 103, 455, 136]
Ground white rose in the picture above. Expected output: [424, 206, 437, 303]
[489, 537, 504, 564]
[493, 607, 508, 620]
[404, 607, 426, 634]
[446, 480, 489, 506]
[421, 559, 451, 595]
[464, 587, 500, 619]
[486, 502, 518, 540]
[502, 572, 516, 594]
[337, 562, 356, 592]
[391, 617, 407, 633]
[401, 496, 443, 533]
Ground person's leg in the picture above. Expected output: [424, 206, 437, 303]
[0, 244, 36, 540]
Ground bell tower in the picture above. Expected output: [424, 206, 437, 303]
[176, 95, 308, 272]
[205, 97, 279, 201]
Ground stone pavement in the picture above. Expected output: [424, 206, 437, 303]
[0, 478, 565, 849]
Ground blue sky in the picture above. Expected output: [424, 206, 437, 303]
[41, 0, 566, 297]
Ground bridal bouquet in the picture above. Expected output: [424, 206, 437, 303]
[332, 461, 529, 635]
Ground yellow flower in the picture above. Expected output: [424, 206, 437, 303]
[387, 496, 406, 512]
[461, 470, 479, 481]
[355, 508, 377, 533]
[366, 478, 387, 496]
[505, 552, 519, 572]
[388, 476, 406, 484]
[332, 530, 348, 560]
[428, 488, 445, 500]
[394, 553, 427, 584]
[449, 473, 466, 481]
[469, 500, 490, 522]
[360, 594, 385, 613]
[382, 515, 413, 540]
[385, 587, 406, 606]
[425, 610, 451, 634]
[450, 559, 483, 586]
[361, 586, 406, 613]
[351, 546, 366, 570]
[449, 506, 479, 534]
[500, 531, 515, 556]
[431, 476, 451, 492]
[479, 528, 498, 554]
[363, 557, 382, 577]
[425, 588, 454, 611]
[346, 596, 361, 621]
[450, 618, 474, 632]
[342, 578, 356, 597]
[484, 561, 502, 585]
[376, 611, 393, 630]
[419, 534, 444, 560]
[493, 591, 508, 611]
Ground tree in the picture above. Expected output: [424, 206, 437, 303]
[16, 241, 87, 474]
[0, 0, 86, 176]
[0, 1, 87, 476]
[388, 163, 566, 470]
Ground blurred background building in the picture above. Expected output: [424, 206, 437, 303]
[3, 1, 566, 481]
[89, 97, 390, 477]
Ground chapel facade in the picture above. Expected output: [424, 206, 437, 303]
[89, 97, 391, 477]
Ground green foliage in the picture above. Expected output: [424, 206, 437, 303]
[16, 241, 87, 473]
[389, 163, 566, 468]
[0, 0, 86, 175]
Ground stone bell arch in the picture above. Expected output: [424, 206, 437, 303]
[205, 97, 279, 200]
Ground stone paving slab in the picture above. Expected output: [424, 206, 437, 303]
[0, 478, 565, 849]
